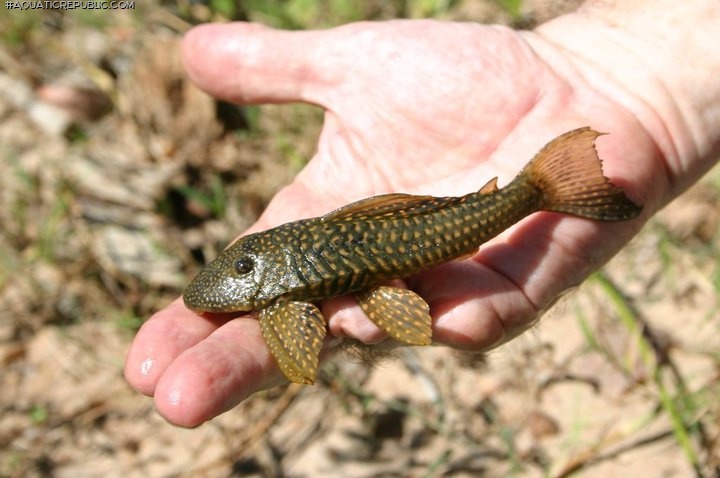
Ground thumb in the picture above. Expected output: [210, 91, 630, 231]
[181, 22, 336, 105]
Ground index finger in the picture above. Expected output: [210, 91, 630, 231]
[124, 298, 222, 397]
[124, 299, 286, 427]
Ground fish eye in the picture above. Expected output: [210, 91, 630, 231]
[234, 258, 253, 275]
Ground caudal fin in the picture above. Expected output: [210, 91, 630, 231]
[521, 127, 642, 221]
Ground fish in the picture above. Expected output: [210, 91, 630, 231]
[183, 127, 642, 384]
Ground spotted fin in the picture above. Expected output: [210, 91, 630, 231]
[259, 301, 327, 384]
[355, 286, 432, 346]
[322, 193, 447, 221]
[521, 127, 642, 220]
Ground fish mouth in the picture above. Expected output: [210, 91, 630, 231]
[182, 292, 253, 314]
[191, 310, 259, 323]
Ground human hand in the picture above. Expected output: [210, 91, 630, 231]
[125, 8, 720, 427]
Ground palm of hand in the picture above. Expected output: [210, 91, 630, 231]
[125, 20, 652, 426]
[288, 22, 546, 199]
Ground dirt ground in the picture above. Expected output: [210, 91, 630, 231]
[1, 1, 719, 477]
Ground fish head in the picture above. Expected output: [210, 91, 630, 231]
[183, 232, 278, 313]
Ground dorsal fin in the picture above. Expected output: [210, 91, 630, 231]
[321, 193, 442, 221]
[479, 177, 499, 195]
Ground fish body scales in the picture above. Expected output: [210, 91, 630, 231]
[280, 181, 541, 303]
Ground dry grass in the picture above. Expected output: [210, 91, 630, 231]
[1, 1, 718, 477]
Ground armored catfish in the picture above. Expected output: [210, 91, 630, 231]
[183, 128, 642, 384]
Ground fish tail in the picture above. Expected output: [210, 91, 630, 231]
[520, 127, 642, 221]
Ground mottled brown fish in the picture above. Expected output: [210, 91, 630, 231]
[183, 128, 642, 384]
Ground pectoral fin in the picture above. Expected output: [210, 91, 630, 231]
[356, 286, 432, 346]
[259, 301, 327, 385]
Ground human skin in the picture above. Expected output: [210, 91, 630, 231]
[125, 1, 720, 427]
